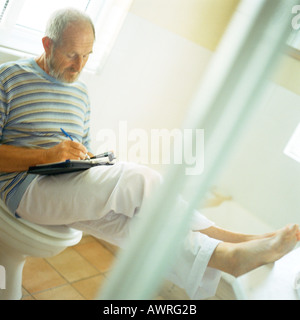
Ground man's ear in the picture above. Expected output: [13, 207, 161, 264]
[42, 37, 53, 56]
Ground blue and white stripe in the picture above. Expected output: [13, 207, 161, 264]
[0, 58, 91, 214]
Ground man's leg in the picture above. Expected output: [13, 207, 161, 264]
[16, 162, 223, 299]
[16, 162, 300, 298]
[17, 162, 162, 226]
[204, 224, 300, 277]
[200, 225, 276, 243]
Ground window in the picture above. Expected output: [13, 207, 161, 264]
[284, 123, 300, 163]
[16, 0, 95, 33]
[0, 0, 133, 73]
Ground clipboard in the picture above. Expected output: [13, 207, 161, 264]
[27, 152, 116, 175]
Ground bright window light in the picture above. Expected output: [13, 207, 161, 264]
[0, 0, 9, 23]
[16, 0, 91, 33]
[0, 0, 133, 73]
[284, 123, 300, 163]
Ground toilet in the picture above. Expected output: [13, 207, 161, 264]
[0, 199, 82, 300]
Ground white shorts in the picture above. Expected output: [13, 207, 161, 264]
[17, 161, 221, 299]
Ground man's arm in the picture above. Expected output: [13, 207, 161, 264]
[0, 140, 89, 173]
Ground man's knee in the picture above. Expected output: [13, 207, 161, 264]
[118, 162, 163, 201]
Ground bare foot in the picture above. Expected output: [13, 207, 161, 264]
[200, 226, 279, 243]
[209, 224, 300, 277]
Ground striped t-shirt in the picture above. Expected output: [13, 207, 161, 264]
[0, 58, 91, 215]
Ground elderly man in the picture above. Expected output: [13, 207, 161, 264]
[0, 8, 299, 299]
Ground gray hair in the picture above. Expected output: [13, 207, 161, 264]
[45, 8, 95, 46]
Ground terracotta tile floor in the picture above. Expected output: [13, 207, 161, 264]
[22, 235, 119, 300]
[21, 235, 190, 300]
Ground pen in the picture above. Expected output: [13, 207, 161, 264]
[91, 151, 115, 162]
[60, 128, 73, 141]
[60, 128, 90, 160]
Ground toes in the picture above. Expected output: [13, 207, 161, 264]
[286, 224, 299, 234]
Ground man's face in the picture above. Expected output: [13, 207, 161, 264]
[46, 22, 94, 83]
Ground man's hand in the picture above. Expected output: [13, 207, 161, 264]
[44, 140, 88, 163]
[0, 141, 90, 173]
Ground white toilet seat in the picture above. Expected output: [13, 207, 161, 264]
[0, 199, 82, 300]
[0, 199, 82, 248]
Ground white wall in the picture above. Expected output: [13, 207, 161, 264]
[80, 12, 212, 173]
[216, 83, 300, 229]
[208, 0, 300, 229]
